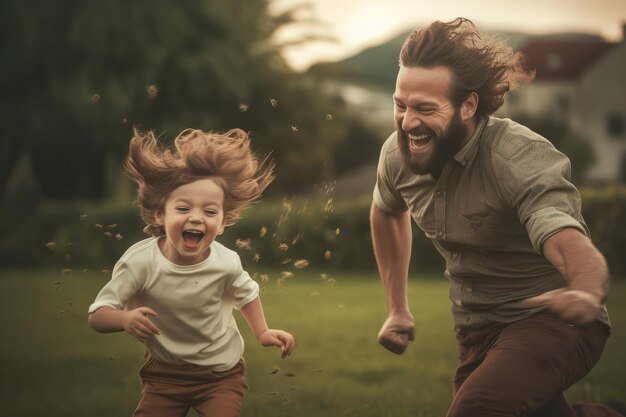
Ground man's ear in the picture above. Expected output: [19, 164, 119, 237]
[461, 92, 479, 121]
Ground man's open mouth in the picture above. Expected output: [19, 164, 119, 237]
[408, 133, 433, 151]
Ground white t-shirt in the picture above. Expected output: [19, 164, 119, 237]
[88, 237, 259, 371]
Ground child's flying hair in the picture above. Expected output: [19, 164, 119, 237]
[124, 128, 274, 236]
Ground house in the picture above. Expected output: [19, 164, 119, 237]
[500, 37, 614, 119]
[500, 28, 626, 183]
[570, 29, 626, 182]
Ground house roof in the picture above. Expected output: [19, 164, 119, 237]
[519, 40, 615, 81]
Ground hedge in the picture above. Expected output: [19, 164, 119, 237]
[2, 187, 625, 279]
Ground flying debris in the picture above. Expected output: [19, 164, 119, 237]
[145, 84, 159, 99]
[235, 238, 252, 250]
[293, 259, 309, 269]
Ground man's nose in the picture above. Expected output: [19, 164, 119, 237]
[401, 109, 421, 132]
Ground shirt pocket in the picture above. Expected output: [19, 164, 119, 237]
[456, 212, 511, 248]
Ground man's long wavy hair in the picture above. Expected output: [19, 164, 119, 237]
[125, 128, 274, 237]
[400, 18, 535, 118]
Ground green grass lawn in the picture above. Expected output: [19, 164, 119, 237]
[0, 268, 624, 417]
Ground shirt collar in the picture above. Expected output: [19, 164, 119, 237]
[452, 116, 488, 166]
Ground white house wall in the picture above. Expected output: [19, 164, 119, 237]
[572, 41, 626, 182]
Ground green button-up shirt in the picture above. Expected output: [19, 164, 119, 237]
[374, 116, 610, 330]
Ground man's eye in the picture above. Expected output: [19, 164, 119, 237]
[394, 103, 406, 110]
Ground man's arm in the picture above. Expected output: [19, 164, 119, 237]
[370, 202, 415, 354]
[523, 227, 608, 325]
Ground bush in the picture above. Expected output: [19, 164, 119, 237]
[3, 188, 625, 278]
[581, 186, 626, 278]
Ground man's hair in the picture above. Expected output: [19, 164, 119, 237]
[125, 128, 274, 236]
[399, 18, 534, 118]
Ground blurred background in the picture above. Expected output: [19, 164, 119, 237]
[2, 0, 626, 273]
[1, 1, 625, 415]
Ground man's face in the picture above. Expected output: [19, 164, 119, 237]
[394, 65, 469, 177]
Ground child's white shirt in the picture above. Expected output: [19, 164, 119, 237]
[88, 237, 259, 371]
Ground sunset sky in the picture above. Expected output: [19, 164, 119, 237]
[271, 0, 626, 70]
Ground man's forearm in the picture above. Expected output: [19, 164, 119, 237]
[542, 227, 609, 303]
[370, 203, 413, 313]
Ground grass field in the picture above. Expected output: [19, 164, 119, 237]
[0, 268, 624, 417]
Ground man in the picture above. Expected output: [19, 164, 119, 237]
[371, 18, 622, 416]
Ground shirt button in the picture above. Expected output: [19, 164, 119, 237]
[461, 160, 467, 167]
[452, 252, 458, 258]
[436, 190, 443, 197]
[437, 231, 443, 237]
[476, 221, 483, 227]
[465, 287, 473, 293]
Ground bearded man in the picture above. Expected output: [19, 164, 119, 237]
[371, 17, 623, 417]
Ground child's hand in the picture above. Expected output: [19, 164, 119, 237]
[257, 329, 295, 358]
[122, 307, 160, 340]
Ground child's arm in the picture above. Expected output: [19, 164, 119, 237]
[89, 306, 160, 340]
[240, 297, 295, 358]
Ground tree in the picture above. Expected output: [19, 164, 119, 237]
[0, 0, 380, 199]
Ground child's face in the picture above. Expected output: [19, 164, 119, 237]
[155, 178, 225, 265]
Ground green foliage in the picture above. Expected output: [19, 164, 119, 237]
[580, 186, 626, 277]
[6, 188, 626, 279]
[0, 153, 43, 264]
[1, 0, 380, 199]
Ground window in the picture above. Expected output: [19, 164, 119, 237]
[607, 113, 625, 138]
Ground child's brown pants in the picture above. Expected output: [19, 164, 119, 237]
[448, 312, 621, 416]
[133, 355, 247, 417]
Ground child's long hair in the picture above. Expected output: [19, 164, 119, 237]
[125, 128, 274, 236]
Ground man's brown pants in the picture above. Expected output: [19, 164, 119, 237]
[448, 312, 621, 417]
[133, 356, 247, 417]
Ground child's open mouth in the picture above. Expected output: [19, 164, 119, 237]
[182, 230, 205, 248]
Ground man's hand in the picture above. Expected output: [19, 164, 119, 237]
[121, 307, 160, 340]
[377, 313, 415, 355]
[522, 288, 601, 325]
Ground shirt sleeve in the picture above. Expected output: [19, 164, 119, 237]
[494, 140, 589, 253]
[227, 257, 260, 310]
[373, 134, 409, 214]
[87, 260, 142, 313]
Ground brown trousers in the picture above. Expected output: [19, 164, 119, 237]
[134, 355, 247, 417]
[448, 312, 621, 417]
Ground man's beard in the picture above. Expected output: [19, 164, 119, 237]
[397, 108, 468, 178]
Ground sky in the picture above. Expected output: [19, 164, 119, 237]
[270, 0, 626, 71]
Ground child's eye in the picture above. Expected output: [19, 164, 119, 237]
[176, 207, 189, 213]
[204, 210, 218, 216]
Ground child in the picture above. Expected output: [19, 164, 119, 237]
[88, 128, 295, 417]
